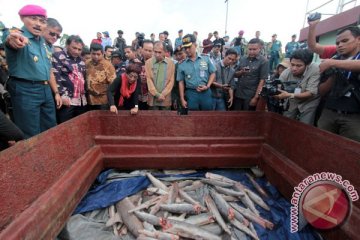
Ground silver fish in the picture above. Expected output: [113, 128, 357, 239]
[205, 172, 236, 184]
[178, 189, 206, 211]
[184, 213, 215, 226]
[147, 187, 168, 195]
[181, 180, 204, 192]
[229, 202, 274, 230]
[214, 185, 245, 198]
[244, 189, 270, 211]
[178, 180, 194, 188]
[139, 229, 180, 240]
[201, 178, 234, 188]
[116, 197, 144, 237]
[129, 196, 163, 213]
[204, 194, 232, 235]
[134, 211, 167, 228]
[160, 203, 203, 215]
[146, 172, 168, 191]
[200, 223, 223, 235]
[165, 219, 222, 240]
[234, 183, 259, 216]
[246, 173, 269, 199]
[209, 188, 249, 226]
[230, 218, 259, 240]
[150, 194, 169, 215]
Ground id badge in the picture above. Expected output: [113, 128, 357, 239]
[200, 70, 205, 78]
[294, 87, 301, 94]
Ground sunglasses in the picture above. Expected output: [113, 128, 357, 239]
[49, 31, 61, 39]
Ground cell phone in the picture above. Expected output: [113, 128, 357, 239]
[307, 12, 321, 22]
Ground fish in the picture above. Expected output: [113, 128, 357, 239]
[244, 189, 270, 211]
[146, 172, 168, 191]
[177, 180, 194, 188]
[116, 197, 144, 237]
[184, 213, 215, 226]
[204, 194, 232, 235]
[134, 211, 167, 228]
[205, 172, 236, 184]
[230, 218, 259, 240]
[234, 183, 259, 216]
[137, 235, 158, 240]
[139, 229, 180, 240]
[150, 194, 169, 215]
[143, 221, 157, 231]
[165, 219, 222, 240]
[181, 180, 204, 192]
[200, 223, 223, 235]
[246, 173, 269, 199]
[229, 202, 274, 230]
[129, 196, 163, 213]
[221, 195, 240, 202]
[214, 185, 245, 198]
[160, 203, 203, 215]
[168, 183, 179, 204]
[178, 189, 206, 211]
[249, 222, 259, 240]
[209, 188, 249, 226]
[147, 187, 168, 195]
[201, 178, 235, 188]
[164, 183, 179, 218]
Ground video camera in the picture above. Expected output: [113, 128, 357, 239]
[260, 78, 299, 114]
[136, 33, 145, 49]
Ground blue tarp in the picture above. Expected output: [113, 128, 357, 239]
[74, 169, 320, 240]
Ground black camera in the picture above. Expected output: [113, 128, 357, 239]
[260, 79, 282, 97]
[260, 79, 293, 114]
[307, 12, 321, 22]
[136, 33, 145, 48]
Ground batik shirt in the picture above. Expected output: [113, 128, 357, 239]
[86, 58, 116, 105]
[52, 49, 87, 106]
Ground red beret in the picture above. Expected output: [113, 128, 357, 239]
[18, 5, 47, 18]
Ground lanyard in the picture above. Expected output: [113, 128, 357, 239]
[347, 52, 360, 80]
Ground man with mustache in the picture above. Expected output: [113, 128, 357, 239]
[2, 4, 61, 138]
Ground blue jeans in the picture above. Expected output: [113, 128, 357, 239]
[212, 97, 226, 111]
[8, 78, 56, 139]
[185, 89, 212, 110]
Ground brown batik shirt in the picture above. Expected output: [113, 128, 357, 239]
[86, 59, 116, 105]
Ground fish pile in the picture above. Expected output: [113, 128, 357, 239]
[105, 172, 274, 240]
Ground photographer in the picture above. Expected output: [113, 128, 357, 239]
[275, 49, 320, 125]
[316, 26, 360, 141]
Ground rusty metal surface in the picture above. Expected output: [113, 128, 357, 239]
[0, 111, 358, 239]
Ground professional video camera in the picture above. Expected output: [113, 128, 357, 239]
[260, 78, 299, 114]
[136, 33, 145, 49]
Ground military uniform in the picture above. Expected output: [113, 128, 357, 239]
[176, 54, 216, 110]
[4, 26, 56, 138]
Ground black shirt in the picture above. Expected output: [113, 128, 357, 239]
[107, 74, 140, 110]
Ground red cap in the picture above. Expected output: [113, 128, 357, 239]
[239, 30, 244, 35]
[18, 5, 47, 18]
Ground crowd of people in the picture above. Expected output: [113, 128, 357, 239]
[0, 4, 359, 151]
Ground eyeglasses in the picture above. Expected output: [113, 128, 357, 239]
[49, 31, 61, 39]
